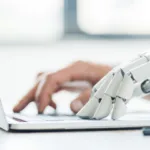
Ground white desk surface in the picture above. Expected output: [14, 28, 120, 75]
[1, 39, 150, 150]
[0, 129, 148, 150]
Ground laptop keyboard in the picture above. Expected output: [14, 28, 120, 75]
[7, 113, 81, 122]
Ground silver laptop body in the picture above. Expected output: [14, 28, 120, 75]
[1, 100, 150, 131]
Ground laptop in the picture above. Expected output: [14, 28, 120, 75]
[1, 100, 150, 131]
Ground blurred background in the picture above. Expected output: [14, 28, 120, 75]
[1, 0, 150, 114]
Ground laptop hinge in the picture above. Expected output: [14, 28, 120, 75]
[0, 100, 9, 131]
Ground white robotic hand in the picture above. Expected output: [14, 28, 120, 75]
[77, 52, 150, 120]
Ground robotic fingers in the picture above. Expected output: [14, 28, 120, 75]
[77, 52, 150, 120]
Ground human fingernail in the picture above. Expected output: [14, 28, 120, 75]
[71, 100, 83, 113]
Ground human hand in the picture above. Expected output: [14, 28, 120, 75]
[13, 61, 112, 114]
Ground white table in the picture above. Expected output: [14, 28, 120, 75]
[0, 129, 149, 150]
[1, 39, 150, 150]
